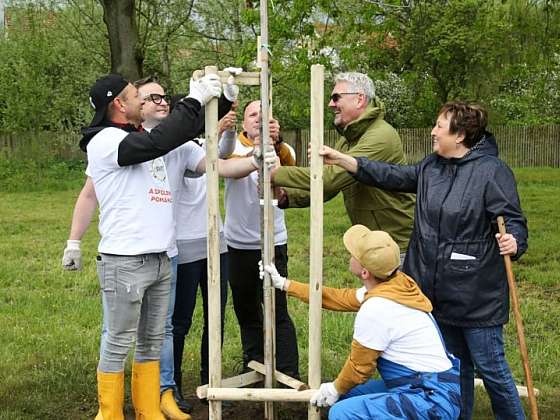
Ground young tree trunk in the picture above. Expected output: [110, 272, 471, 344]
[99, 0, 143, 81]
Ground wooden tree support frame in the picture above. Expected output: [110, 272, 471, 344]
[201, 63, 325, 420]
[205, 388, 316, 402]
[192, 69, 261, 86]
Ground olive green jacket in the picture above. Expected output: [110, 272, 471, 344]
[274, 100, 415, 249]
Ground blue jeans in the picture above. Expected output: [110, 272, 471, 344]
[438, 324, 525, 420]
[173, 254, 228, 386]
[96, 253, 171, 372]
[98, 255, 177, 392]
[159, 256, 178, 392]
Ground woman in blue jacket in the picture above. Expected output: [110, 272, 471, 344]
[318, 101, 528, 420]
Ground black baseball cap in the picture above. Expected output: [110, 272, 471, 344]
[88, 74, 129, 127]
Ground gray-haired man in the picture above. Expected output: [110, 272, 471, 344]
[272, 72, 415, 256]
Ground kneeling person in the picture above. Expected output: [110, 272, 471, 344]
[262, 226, 460, 419]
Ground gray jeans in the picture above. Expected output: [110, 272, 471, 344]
[96, 252, 171, 372]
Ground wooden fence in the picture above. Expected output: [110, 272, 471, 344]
[2, 126, 560, 167]
[282, 125, 560, 168]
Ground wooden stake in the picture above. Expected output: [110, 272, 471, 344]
[259, 0, 276, 418]
[205, 65, 222, 420]
[307, 64, 324, 420]
[192, 69, 261, 86]
[257, 36, 262, 68]
[497, 216, 539, 420]
[205, 388, 316, 402]
[197, 371, 264, 399]
[248, 361, 309, 391]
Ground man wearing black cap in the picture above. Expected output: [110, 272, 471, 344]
[82, 73, 221, 420]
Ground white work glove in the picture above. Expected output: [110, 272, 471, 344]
[188, 74, 222, 105]
[62, 240, 82, 271]
[258, 261, 287, 290]
[222, 67, 242, 102]
[223, 66, 243, 75]
[251, 144, 278, 170]
[310, 382, 339, 407]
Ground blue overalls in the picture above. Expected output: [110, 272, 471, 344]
[329, 315, 461, 420]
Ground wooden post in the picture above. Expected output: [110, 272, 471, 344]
[205, 65, 222, 420]
[259, 0, 276, 419]
[308, 64, 324, 420]
[206, 388, 316, 402]
[197, 371, 264, 400]
[248, 361, 309, 391]
[295, 128, 303, 166]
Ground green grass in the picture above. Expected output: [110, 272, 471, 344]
[0, 168, 559, 419]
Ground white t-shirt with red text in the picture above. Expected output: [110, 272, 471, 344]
[86, 127, 175, 255]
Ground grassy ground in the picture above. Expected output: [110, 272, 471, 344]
[0, 168, 558, 419]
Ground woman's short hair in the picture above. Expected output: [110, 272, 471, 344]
[438, 101, 488, 148]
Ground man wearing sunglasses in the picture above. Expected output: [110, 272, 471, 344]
[271, 72, 415, 260]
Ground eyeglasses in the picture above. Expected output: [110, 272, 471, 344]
[330, 92, 361, 103]
[144, 93, 170, 105]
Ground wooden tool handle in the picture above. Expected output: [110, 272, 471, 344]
[497, 216, 539, 420]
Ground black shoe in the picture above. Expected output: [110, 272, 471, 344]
[173, 387, 193, 414]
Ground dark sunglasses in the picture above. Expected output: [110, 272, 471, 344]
[330, 92, 361, 103]
[144, 93, 170, 105]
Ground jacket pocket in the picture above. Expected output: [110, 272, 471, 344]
[444, 240, 488, 272]
[436, 239, 494, 321]
[445, 258, 481, 274]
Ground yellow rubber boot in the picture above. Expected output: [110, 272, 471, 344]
[96, 370, 124, 420]
[131, 361, 166, 420]
[160, 389, 191, 420]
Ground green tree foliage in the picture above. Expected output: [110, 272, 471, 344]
[0, 1, 106, 131]
[487, 0, 560, 125]
[0, 0, 559, 132]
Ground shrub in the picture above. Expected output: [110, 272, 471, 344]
[0, 158, 85, 192]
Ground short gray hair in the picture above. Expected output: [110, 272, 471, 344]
[334, 72, 375, 103]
